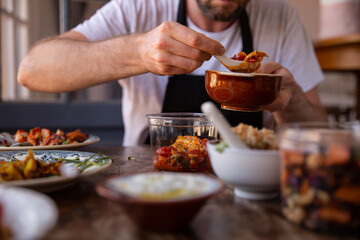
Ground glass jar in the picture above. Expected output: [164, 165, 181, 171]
[146, 113, 217, 172]
[277, 122, 360, 235]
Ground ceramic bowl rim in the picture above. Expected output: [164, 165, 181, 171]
[276, 121, 358, 146]
[146, 112, 208, 120]
[206, 70, 282, 78]
[96, 172, 223, 205]
[207, 141, 279, 156]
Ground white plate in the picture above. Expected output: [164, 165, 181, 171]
[0, 186, 58, 240]
[0, 135, 100, 151]
[0, 150, 112, 192]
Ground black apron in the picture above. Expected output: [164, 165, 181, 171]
[163, 0, 262, 126]
[145, 0, 262, 144]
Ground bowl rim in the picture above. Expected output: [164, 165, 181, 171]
[276, 121, 358, 145]
[206, 70, 282, 77]
[146, 112, 208, 120]
[96, 171, 223, 205]
[207, 140, 279, 155]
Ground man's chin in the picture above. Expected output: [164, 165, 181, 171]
[196, 0, 246, 21]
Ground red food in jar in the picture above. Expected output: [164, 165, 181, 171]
[153, 135, 211, 172]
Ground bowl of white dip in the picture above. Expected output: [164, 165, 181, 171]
[96, 172, 223, 231]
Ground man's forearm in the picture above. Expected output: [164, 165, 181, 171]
[18, 34, 145, 92]
[273, 84, 328, 123]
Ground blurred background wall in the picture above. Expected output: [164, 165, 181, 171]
[287, 0, 359, 122]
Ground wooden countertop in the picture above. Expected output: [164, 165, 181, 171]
[40, 145, 357, 240]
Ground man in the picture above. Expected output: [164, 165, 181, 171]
[17, 0, 327, 146]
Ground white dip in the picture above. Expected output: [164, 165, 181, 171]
[109, 172, 217, 201]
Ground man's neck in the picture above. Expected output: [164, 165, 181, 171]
[186, 0, 235, 32]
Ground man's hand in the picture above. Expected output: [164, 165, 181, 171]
[258, 61, 328, 123]
[259, 61, 295, 112]
[136, 21, 225, 75]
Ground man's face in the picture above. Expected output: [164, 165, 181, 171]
[196, 0, 250, 21]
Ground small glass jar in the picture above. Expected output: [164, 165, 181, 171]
[277, 122, 360, 235]
[146, 113, 217, 172]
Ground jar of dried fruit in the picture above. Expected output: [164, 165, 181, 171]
[278, 122, 360, 235]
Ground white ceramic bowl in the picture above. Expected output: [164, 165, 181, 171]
[207, 141, 280, 200]
[0, 186, 58, 240]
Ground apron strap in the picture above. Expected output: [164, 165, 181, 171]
[239, 8, 253, 54]
[177, 0, 187, 25]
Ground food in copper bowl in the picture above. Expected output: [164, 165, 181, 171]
[214, 50, 268, 73]
[96, 172, 223, 231]
[205, 70, 282, 111]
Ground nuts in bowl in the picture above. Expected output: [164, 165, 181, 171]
[207, 123, 280, 200]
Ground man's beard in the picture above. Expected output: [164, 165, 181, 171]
[196, 0, 248, 22]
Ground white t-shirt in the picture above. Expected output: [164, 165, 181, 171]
[73, 0, 323, 146]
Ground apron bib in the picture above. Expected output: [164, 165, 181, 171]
[162, 0, 262, 128]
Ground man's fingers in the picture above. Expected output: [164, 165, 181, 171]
[261, 89, 291, 112]
[258, 61, 295, 112]
[260, 62, 294, 85]
[140, 21, 224, 75]
[160, 22, 225, 55]
[151, 51, 204, 75]
[159, 36, 212, 61]
[258, 61, 282, 74]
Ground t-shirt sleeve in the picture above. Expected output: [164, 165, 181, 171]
[72, 0, 135, 41]
[72, 0, 178, 42]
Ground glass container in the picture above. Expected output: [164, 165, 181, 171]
[146, 113, 217, 172]
[277, 122, 360, 235]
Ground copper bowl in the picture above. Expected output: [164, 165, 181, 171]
[205, 70, 282, 111]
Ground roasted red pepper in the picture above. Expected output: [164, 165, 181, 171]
[153, 136, 211, 172]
